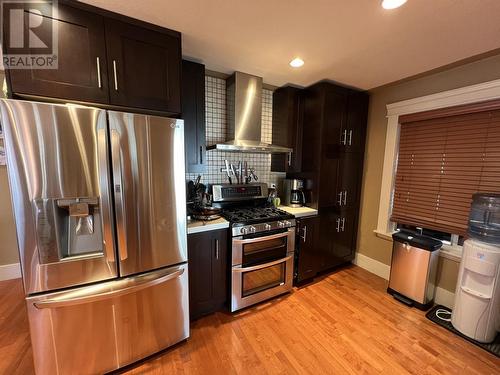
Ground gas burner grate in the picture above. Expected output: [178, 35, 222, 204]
[222, 207, 292, 224]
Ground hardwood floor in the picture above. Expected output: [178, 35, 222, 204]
[1, 265, 498, 374]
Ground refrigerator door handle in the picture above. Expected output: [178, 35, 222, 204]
[111, 129, 128, 261]
[33, 267, 185, 309]
[97, 126, 115, 262]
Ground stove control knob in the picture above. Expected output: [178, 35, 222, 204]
[284, 220, 292, 226]
[249, 226, 256, 233]
[240, 227, 248, 235]
[278, 221, 285, 228]
[264, 223, 272, 230]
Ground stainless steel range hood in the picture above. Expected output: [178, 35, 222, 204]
[206, 72, 292, 154]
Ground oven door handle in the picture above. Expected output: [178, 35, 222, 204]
[233, 231, 290, 245]
[233, 255, 293, 273]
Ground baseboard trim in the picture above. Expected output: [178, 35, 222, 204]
[0, 263, 21, 281]
[353, 252, 391, 280]
[353, 252, 455, 309]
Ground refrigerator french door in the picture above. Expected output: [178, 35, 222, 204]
[0, 99, 189, 375]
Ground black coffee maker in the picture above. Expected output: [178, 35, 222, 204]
[283, 179, 305, 207]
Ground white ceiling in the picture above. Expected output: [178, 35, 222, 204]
[81, 0, 500, 90]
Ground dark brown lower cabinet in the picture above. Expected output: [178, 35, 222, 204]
[188, 229, 228, 320]
[295, 216, 320, 283]
[295, 210, 358, 283]
[329, 210, 357, 261]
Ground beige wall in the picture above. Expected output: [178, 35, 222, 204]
[0, 167, 18, 265]
[0, 70, 19, 265]
[357, 53, 500, 292]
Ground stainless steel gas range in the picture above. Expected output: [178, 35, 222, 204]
[213, 183, 295, 312]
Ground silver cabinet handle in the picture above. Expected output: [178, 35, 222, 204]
[111, 129, 128, 261]
[341, 129, 347, 145]
[112, 60, 118, 91]
[336, 218, 341, 232]
[215, 239, 219, 260]
[343, 190, 347, 206]
[301, 226, 307, 243]
[338, 191, 343, 206]
[96, 57, 102, 88]
[348, 130, 353, 146]
[341, 217, 346, 232]
[288, 151, 292, 166]
[33, 267, 185, 309]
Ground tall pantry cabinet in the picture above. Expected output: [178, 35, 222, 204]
[292, 82, 368, 282]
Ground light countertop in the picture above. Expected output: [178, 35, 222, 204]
[279, 205, 318, 218]
[187, 217, 229, 234]
[187, 206, 317, 234]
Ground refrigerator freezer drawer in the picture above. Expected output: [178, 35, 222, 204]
[26, 264, 189, 375]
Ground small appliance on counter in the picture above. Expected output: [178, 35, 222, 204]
[387, 231, 442, 310]
[452, 193, 500, 343]
[283, 179, 306, 207]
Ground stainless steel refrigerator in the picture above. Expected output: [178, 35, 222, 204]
[0, 99, 189, 374]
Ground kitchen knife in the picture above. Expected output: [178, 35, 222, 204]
[224, 159, 232, 184]
[230, 163, 238, 184]
[250, 168, 258, 181]
[244, 161, 251, 184]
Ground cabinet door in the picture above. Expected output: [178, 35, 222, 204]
[187, 229, 227, 320]
[182, 60, 206, 173]
[104, 19, 181, 113]
[318, 157, 340, 208]
[331, 210, 357, 260]
[271, 87, 302, 172]
[336, 153, 363, 209]
[188, 231, 216, 319]
[322, 88, 347, 156]
[212, 230, 228, 305]
[295, 216, 320, 282]
[343, 91, 369, 153]
[4, 3, 109, 103]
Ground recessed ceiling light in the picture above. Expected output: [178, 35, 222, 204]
[381, 0, 407, 9]
[289, 58, 304, 68]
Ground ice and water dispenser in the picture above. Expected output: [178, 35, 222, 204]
[452, 193, 500, 343]
[33, 197, 103, 263]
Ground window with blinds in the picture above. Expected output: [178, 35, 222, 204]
[391, 105, 500, 236]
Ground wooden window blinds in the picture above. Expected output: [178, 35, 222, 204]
[391, 104, 500, 236]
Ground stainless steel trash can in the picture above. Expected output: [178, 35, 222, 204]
[387, 231, 442, 310]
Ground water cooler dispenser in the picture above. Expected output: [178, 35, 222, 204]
[452, 193, 500, 343]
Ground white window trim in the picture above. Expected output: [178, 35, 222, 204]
[375, 78, 500, 262]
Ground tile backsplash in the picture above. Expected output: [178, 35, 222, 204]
[186, 75, 285, 188]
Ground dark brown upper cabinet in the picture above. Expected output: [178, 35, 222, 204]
[182, 60, 206, 173]
[3, 1, 181, 115]
[104, 19, 181, 113]
[271, 86, 303, 173]
[344, 91, 369, 153]
[3, 3, 110, 104]
[301, 82, 368, 210]
[335, 153, 363, 210]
